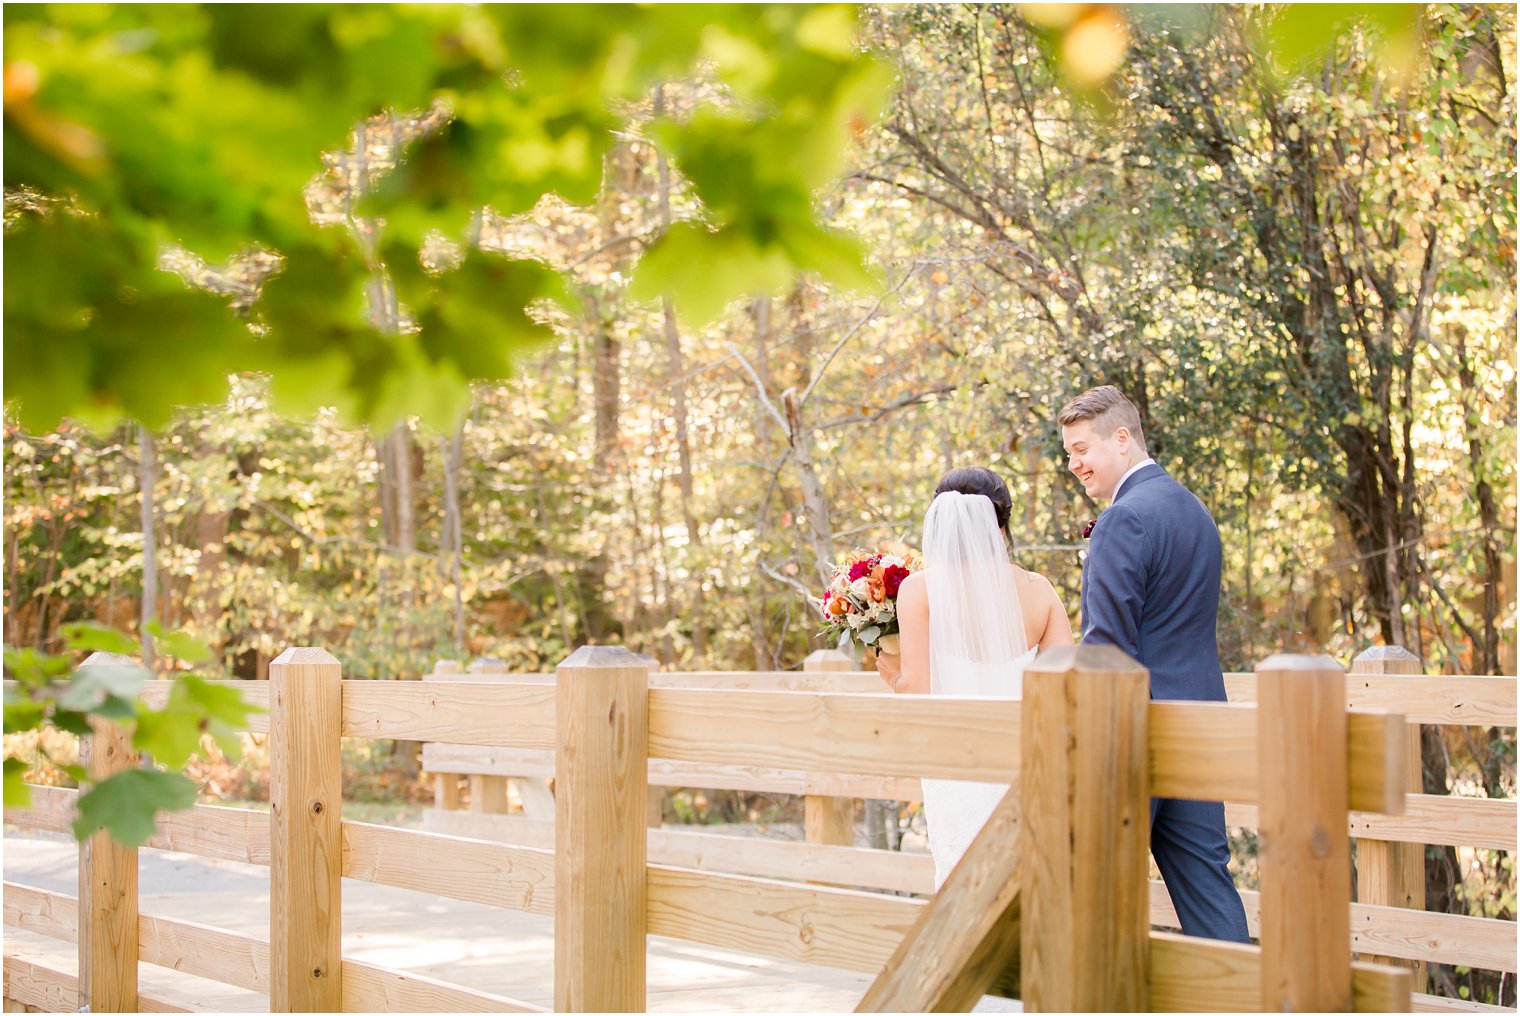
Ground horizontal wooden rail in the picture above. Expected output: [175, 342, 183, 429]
[425, 668, 1518, 726]
[11, 789, 1513, 1002]
[1411, 993, 1518, 1013]
[424, 670, 892, 693]
[0, 789, 280, 866]
[340, 680, 555, 747]
[1, 678, 272, 735]
[1225, 673, 1517, 726]
[22, 772, 1503, 883]
[647, 688, 1019, 782]
[6, 882, 267, 993]
[647, 691, 1405, 807]
[141, 680, 271, 733]
[647, 866, 922, 972]
[3, 882, 541, 1013]
[3, 954, 192, 1014]
[421, 742, 924, 800]
[1148, 880, 1517, 973]
[7, 667, 1511, 739]
[342, 821, 554, 916]
[6, 784, 75, 835]
[1150, 932, 1411, 1012]
[1227, 794, 1516, 851]
[5, 882, 78, 940]
[423, 809, 937, 895]
[17, 788, 1508, 977]
[152, 799, 273, 865]
[342, 958, 543, 1013]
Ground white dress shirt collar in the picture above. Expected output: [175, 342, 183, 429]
[1112, 457, 1156, 500]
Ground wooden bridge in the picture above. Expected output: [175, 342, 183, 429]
[3, 643, 1515, 1012]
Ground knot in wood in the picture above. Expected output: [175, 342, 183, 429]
[1310, 826, 1331, 858]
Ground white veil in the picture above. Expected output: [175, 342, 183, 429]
[921, 490, 1029, 696]
[920, 489, 1032, 901]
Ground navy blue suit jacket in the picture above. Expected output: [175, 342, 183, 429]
[1080, 463, 1228, 703]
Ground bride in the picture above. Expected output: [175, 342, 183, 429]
[876, 466, 1073, 890]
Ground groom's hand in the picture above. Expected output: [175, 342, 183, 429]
[874, 650, 902, 691]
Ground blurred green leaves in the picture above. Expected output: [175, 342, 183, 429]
[5, 4, 891, 432]
[1017, 4, 1426, 108]
[1258, 4, 1425, 78]
[3, 623, 264, 847]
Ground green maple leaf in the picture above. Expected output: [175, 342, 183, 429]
[4, 757, 33, 810]
[73, 769, 198, 848]
[60, 622, 139, 657]
[132, 694, 205, 771]
[57, 666, 148, 717]
[146, 621, 214, 664]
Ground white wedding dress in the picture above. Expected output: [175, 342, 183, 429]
[917, 490, 1029, 1014]
[921, 648, 1035, 890]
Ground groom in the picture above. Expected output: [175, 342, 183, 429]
[1059, 385, 1250, 944]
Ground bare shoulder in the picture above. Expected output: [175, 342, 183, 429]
[899, 570, 928, 600]
[1015, 568, 1064, 608]
[1012, 565, 1058, 600]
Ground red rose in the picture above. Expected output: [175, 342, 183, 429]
[848, 560, 872, 582]
[1082, 518, 1097, 539]
[882, 564, 910, 598]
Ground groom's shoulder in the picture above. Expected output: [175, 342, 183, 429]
[1122, 469, 1213, 518]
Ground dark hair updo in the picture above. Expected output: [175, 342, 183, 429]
[934, 467, 1013, 532]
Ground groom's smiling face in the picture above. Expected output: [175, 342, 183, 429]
[1061, 420, 1131, 501]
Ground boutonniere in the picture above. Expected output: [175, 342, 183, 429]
[1081, 518, 1096, 539]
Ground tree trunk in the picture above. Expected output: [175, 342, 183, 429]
[442, 426, 466, 656]
[655, 102, 707, 660]
[590, 308, 621, 469]
[783, 389, 836, 581]
[390, 424, 416, 556]
[138, 426, 158, 671]
[1454, 324, 1502, 675]
[751, 297, 776, 670]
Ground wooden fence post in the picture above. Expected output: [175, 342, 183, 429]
[466, 657, 515, 814]
[802, 649, 855, 850]
[1257, 654, 1352, 1012]
[1021, 645, 1149, 1012]
[428, 660, 464, 811]
[269, 648, 342, 1013]
[77, 652, 140, 1012]
[1351, 645, 1427, 993]
[556, 645, 650, 1013]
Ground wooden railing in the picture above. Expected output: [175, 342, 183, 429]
[418, 648, 1517, 1009]
[3, 644, 1513, 1012]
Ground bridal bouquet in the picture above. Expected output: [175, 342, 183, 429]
[815, 543, 922, 655]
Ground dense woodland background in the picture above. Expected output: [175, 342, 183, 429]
[4, 5, 1515, 1003]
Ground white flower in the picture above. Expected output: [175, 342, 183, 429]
[879, 555, 904, 568]
[849, 577, 871, 598]
[846, 612, 866, 630]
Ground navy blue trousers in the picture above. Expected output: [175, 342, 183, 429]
[1151, 797, 1251, 943]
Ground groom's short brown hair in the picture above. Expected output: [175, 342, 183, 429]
[1058, 385, 1148, 453]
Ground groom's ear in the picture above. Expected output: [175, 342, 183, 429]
[1113, 426, 1131, 451]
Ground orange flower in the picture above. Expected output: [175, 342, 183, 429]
[829, 596, 850, 617]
